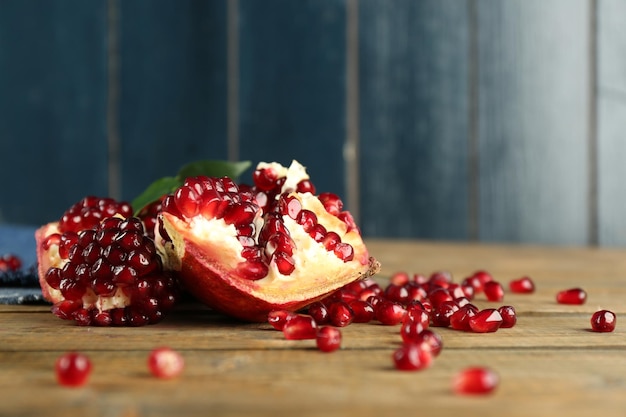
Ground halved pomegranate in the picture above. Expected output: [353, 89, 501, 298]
[156, 160, 380, 322]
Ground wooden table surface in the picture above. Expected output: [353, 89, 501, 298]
[2, 239, 625, 417]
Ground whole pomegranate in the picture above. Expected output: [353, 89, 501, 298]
[156, 160, 380, 321]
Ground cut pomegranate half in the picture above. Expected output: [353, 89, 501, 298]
[157, 160, 380, 322]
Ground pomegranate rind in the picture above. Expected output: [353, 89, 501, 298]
[158, 210, 380, 322]
[35, 222, 64, 303]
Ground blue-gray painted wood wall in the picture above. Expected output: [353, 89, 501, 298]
[1, 0, 624, 247]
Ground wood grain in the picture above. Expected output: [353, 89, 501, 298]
[2, 240, 626, 416]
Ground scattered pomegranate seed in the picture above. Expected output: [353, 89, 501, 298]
[375, 300, 407, 325]
[556, 287, 587, 305]
[307, 302, 330, 325]
[55, 352, 92, 387]
[449, 304, 479, 331]
[452, 366, 499, 395]
[392, 343, 432, 371]
[414, 329, 443, 357]
[497, 305, 517, 328]
[328, 301, 354, 327]
[267, 309, 297, 330]
[348, 300, 375, 323]
[316, 326, 342, 352]
[590, 310, 616, 332]
[0, 254, 22, 271]
[509, 276, 535, 293]
[147, 347, 185, 379]
[469, 308, 503, 333]
[282, 314, 318, 340]
[483, 281, 504, 302]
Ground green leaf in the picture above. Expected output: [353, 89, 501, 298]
[176, 160, 252, 182]
[131, 176, 181, 215]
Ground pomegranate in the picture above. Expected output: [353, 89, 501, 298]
[147, 347, 185, 379]
[55, 352, 92, 387]
[453, 366, 499, 395]
[39, 216, 179, 326]
[590, 309, 616, 332]
[316, 326, 342, 352]
[0, 254, 22, 272]
[156, 160, 380, 321]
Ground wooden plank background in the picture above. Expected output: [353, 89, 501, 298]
[1, 0, 624, 247]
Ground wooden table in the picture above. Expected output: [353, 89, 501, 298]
[2, 239, 625, 417]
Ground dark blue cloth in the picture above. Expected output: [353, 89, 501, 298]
[0, 224, 46, 304]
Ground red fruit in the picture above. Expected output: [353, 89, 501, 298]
[316, 326, 342, 352]
[509, 276, 535, 294]
[157, 160, 380, 322]
[327, 301, 354, 327]
[307, 302, 330, 325]
[282, 314, 318, 340]
[556, 287, 587, 305]
[267, 309, 298, 330]
[392, 343, 433, 371]
[469, 308, 503, 333]
[375, 300, 407, 325]
[400, 318, 428, 343]
[590, 309, 616, 332]
[147, 347, 185, 379]
[483, 281, 504, 302]
[449, 304, 479, 331]
[453, 367, 499, 395]
[348, 300, 375, 323]
[55, 352, 92, 387]
[0, 254, 22, 271]
[39, 217, 180, 326]
[414, 329, 443, 357]
[431, 300, 459, 328]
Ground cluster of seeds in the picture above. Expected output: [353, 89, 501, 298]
[0, 254, 22, 272]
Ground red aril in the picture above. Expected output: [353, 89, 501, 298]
[431, 301, 459, 328]
[449, 304, 479, 331]
[415, 329, 443, 357]
[282, 314, 318, 340]
[453, 366, 499, 395]
[375, 300, 407, 325]
[590, 310, 616, 332]
[483, 281, 504, 302]
[307, 302, 330, 325]
[55, 352, 92, 387]
[267, 309, 298, 330]
[556, 287, 587, 305]
[327, 301, 354, 327]
[469, 308, 503, 333]
[348, 300, 375, 323]
[0, 254, 22, 272]
[498, 305, 517, 328]
[316, 326, 342, 352]
[509, 276, 535, 294]
[392, 343, 433, 371]
[147, 347, 184, 379]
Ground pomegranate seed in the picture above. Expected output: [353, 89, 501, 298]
[429, 271, 453, 287]
[253, 168, 278, 191]
[0, 254, 22, 271]
[428, 288, 453, 308]
[328, 301, 354, 327]
[58, 196, 132, 233]
[498, 305, 517, 328]
[296, 179, 316, 194]
[469, 308, 503, 333]
[414, 329, 443, 357]
[392, 343, 432, 371]
[273, 252, 296, 275]
[55, 352, 92, 387]
[321, 232, 341, 251]
[449, 304, 479, 331]
[590, 309, 616, 332]
[309, 224, 327, 242]
[267, 309, 297, 330]
[307, 302, 330, 325]
[405, 303, 430, 329]
[384, 284, 410, 305]
[483, 281, 504, 302]
[316, 326, 342, 352]
[282, 314, 318, 340]
[375, 300, 407, 325]
[400, 318, 428, 343]
[147, 347, 184, 379]
[317, 192, 343, 216]
[333, 242, 354, 262]
[556, 287, 587, 305]
[389, 271, 410, 286]
[348, 300, 375, 323]
[279, 195, 302, 219]
[452, 367, 499, 395]
[509, 276, 535, 293]
[431, 301, 459, 327]
[297, 210, 318, 232]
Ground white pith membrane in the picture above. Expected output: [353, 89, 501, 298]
[156, 160, 379, 316]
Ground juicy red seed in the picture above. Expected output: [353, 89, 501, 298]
[449, 304, 479, 331]
[273, 252, 296, 275]
[509, 276, 535, 293]
[317, 192, 343, 216]
[297, 210, 318, 232]
[406, 303, 430, 327]
[333, 242, 354, 262]
[316, 326, 341, 352]
[498, 305, 517, 328]
[389, 271, 410, 286]
[483, 281, 504, 302]
[392, 343, 432, 371]
[385, 284, 410, 305]
[309, 224, 327, 242]
[429, 271, 453, 287]
[265, 233, 296, 257]
[55, 352, 92, 387]
[556, 287, 587, 305]
[240, 246, 263, 260]
[431, 301, 459, 327]
[469, 308, 503, 333]
[282, 315, 318, 340]
[338, 211, 358, 232]
[0, 254, 22, 271]
[590, 309, 616, 332]
[453, 367, 499, 395]
[375, 300, 407, 326]
[296, 179, 316, 194]
[59, 197, 132, 233]
[45, 268, 63, 289]
[223, 202, 258, 226]
[321, 232, 341, 251]
[473, 270, 494, 285]
[253, 168, 279, 191]
[147, 347, 185, 379]
[428, 288, 454, 308]
[414, 329, 443, 357]
[42, 233, 62, 251]
[307, 302, 330, 325]
[280, 195, 302, 220]
[237, 260, 269, 280]
[327, 301, 354, 327]
[400, 318, 428, 343]
[348, 300, 375, 323]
